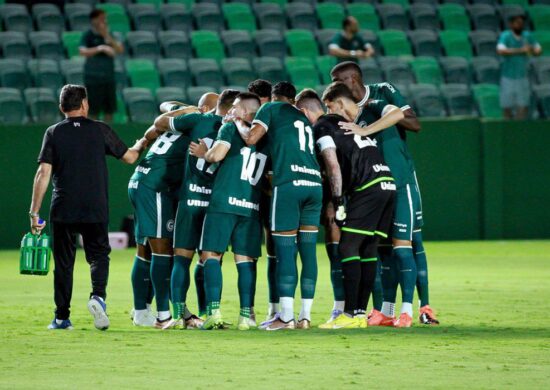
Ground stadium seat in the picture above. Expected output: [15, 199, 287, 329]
[222, 58, 256, 86]
[193, 3, 224, 31]
[0, 88, 26, 124]
[439, 30, 473, 59]
[378, 57, 415, 85]
[316, 29, 339, 55]
[470, 31, 498, 58]
[189, 58, 224, 88]
[28, 59, 63, 90]
[158, 31, 193, 59]
[501, 0, 529, 7]
[62, 31, 83, 59]
[285, 57, 321, 91]
[60, 58, 85, 85]
[316, 55, 338, 85]
[381, 0, 410, 8]
[471, 56, 500, 85]
[0, 59, 29, 89]
[122, 87, 158, 123]
[191, 30, 225, 62]
[156, 86, 187, 105]
[534, 31, 550, 57]
[472, 84, 502, 118]
[316, 3, 345, 30]
[127, 4, 162, 32]
[253, 4, 286, 31]
[409, 57, 443, 85]
[222, 3, 257, 32]
[1, 4, 33, 34]
[126, 31, 160, 59]
[438, 4, 471, 31]
[439, 56, 471, 84]
[378, 30, 412, 57]
[114, 58, 128, 92]
[157, 58, 192, 88]
[533, 84, 550, 118]
[187, 86, 215, 105]
[468, 4, 500, 32]
[221, 30, 256, 58]
[255, 29, 286, 58]
[65, 3, 92, 31]
[376, 4, 409, 31]
[253, 56, 286, 82]
[285, 3, 317, 31]
[498, 5, 526, 28]
[96, 3, 131, 35]
[260, 0, 288, 6]
[531, 57, 550, 84]
[112, 93, 128, 124]
[360, 30, 381, 54]
[32, 3, 65, 34]
[529, 5, 550, 32]
[359, 59, 384, 84]
[29, 32, 63, 60]
[408, 30, 441, 57]
[0, 31, 31, 60]
[125, 59, 161, 92]
[409, 4, 439, 31]
[408, 84, 447, 117]
[440, 83, 476, 116]
[161, 4, 192, 32]
[285, 29, 319, 58]
[346, 4, 380, 31]
[135, 0, 165, 6]
[24, 88, 61, 123]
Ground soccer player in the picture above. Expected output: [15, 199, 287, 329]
[331, 62, 438, 325]
[159, 93, 219, 114]
[189, 92, 266, 330]
[152, 89, 240, 329]
[246, 82, 323, 331]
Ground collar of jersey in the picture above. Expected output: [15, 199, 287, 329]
[357, 85, 370, 107]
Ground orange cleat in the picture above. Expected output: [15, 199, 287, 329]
[367, 310, 395, 327]
[419, 305, 440, 325]
[394, 313, 413, 328]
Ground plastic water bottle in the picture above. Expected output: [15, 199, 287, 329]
[20, 233, 37, 275]
[36, 233, 51, 275]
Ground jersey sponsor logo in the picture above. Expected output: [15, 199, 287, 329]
[290, 164, 321, 177]
[379, 82, 396, 93]
[187, 199, 209, 208]
[73, 122, 80, 127]
[381, 182, 396, 191]
[189, 184, 212, 194]
[373, 164, 390, 172]
[292, 180, 323, 187]
[128, 181, 139, 189]
[228, 197, 260, 211]
[166, 219, 174, 233]
[135, 166, 151, 175]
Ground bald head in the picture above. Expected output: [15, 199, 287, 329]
[198, 92, 219, 113]
[330, 61, 365, 102]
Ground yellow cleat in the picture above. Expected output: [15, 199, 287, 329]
[320, 313, 361, 329]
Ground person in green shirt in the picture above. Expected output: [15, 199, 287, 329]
[329, 16, 375, 64]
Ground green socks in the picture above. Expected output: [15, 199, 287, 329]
[298, 230, 318, 299]
[194, 263, 207, 316]
[267, 255, 279, 304]
[150, 254, 172, 312]
[372, 258, 383, 311]
[131, 256, 151, 310]
[394, 246, 417, 304]
[170, 255, 192, 318]
[273, 234, 298, 299]
[204, 258, 222, 312]
[237, 261, 254, 314]
[413, 231, 429, 307]
[326, 243, 345, 302]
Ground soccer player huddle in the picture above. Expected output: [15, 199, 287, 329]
[128, 61, 439, 331]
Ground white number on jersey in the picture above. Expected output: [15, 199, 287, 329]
[353, 135, 377, 149]
[240, 147, 268, 186]
[149, 132, 182, 155]
[195, 137, 217, 174]
[294, 120, 314, 154]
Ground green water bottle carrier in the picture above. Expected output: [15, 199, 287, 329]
[19, 232, 51, 276]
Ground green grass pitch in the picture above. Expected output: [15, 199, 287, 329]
[0, 241, 549, 389]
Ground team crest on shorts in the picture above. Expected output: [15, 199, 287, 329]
[166, 219, 175, 233]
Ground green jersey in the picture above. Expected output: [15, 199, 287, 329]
[170, 112, 222, 203]
[208, 122, 269, 218]
[129, 131, 189, 192]
[498, 30, 539, 79]
[355, 100, 415, 188]
[329, 32, 371, 64]
[252, 101, 322, 187]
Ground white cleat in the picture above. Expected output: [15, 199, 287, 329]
[87, 295, 110, 331]
[133, 309, 156, 327]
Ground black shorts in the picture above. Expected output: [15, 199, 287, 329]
[85, 80, 117, 115]
[341, 184, 395, 239]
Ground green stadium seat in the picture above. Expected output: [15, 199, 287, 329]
[315, 55, 337, 85]
[285, 57, 320, 91]
[382, 0, 410, 7]
[156, 87, 187, 105]
[378, 30, 412, 57]
[161, 4, 192, 32]
[261, 0, 288, 6]
[285, 3, 317, 31]
[467, 4, 500, 32]
[126, 31, 160, 59]
[0, 88, 26, 124]
[359, 59, 383, 84]
[285, 29, 319, 58]
[60, 58, 85, 85]
[409, 56, 443, 85]
[409, 4, 439, 31]
[135, 0, 165, 6]
[469, 31, 498, 58]
[64, 3, 91, 31]
[438, 4, 471, 31]
[187, 86, 215, 105]
[222, 58, 256, 86]
[158, 31, 193, 59]
[360, 30, 380, 54]
[533, 31, 550, 57]
[376, 4, 409, 31]
[191, 30, 225, 62]
[0, 31, 31, 60]
[193, 3, 224, 32]
[221, 30, 256, 58]
[316, 29, 339, 55]
[533, 84, 550, 118]
[314, 84, 327, 99]
[255, 29, 286, 58]
[125, 59, 161, 92]
[253, 3, 286, 31]
[408, 84, 447, 117]
[222, 3, 257, 32]
[441, 0, 468, 6]
[531, 57, 550, 84]
[408, 30, 441, 57]
[439, 56, 471, 84]
[127, 4, 162, 32]
[0, 59, 29, 88]
[113, 93, 128, 124]
[188, 58, 224, 88]
[471, 56, 500, 85]
[378, 57, 415, 85]
[440, 83, 475, 117]
[29, 31, 63, 60]
[346, 4, 380, 32]
[253, 56, 286, 83]
[1, 4, 33, 34]
[114, 59, 128, 92]
[32, 4, 64, 34]
[501, 0, 529, 7]
[96, 3, 131, 35]
[24, 88, 61, 123]
[158, 58, 191, 88]
[472, 84, 502, 118]
[529, 5, 550, 32]
[316, 3, 345, 30]
[28, 59, 63, 90]
[439, 30, 472, 59]
[122, 87, 158, 123]
[167, 0, 195, 6]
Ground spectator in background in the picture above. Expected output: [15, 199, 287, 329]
[79, 9, 123, 123]
[497, 15, 542, 120]
[329, 16, 375, 64]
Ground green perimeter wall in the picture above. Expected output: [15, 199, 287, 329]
[1, 119, 549, 249]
